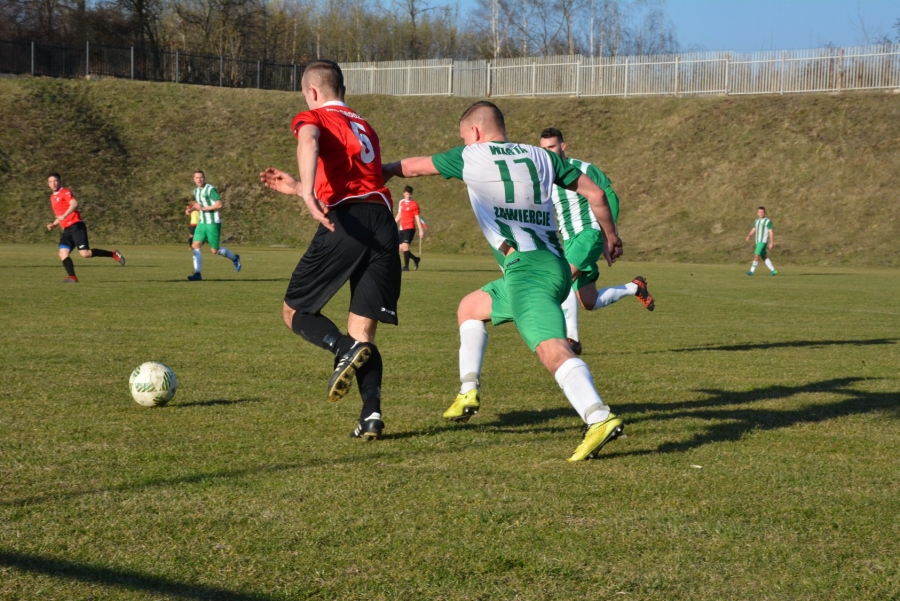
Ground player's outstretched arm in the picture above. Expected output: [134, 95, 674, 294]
[382, 157, 440, 183]
[573, 174, 622, 265]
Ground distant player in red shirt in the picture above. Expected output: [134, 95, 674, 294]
[395, 185, 424, 271]
[45, 173, 124, 283]
[259, 60, 401, 440]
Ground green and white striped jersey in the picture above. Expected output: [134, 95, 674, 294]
[194, 184, 222, 224]
[753, 218, 772, 243]
[551, 157, 615, 241]
[431, 142, 582, 258]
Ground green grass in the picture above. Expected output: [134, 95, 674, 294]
[2, 244, 899, 599]
[2, 78, 899, 265]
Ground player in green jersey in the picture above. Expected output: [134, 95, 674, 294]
[745, 206, 777, 276]
[384, 101, 625, 461]
[187, 170, 241, 281]
[539, 128, 654, 355]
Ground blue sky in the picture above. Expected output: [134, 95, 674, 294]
[667, 0, 899, 51]
[454, 0, 899, 52]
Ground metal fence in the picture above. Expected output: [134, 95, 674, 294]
[343, 45, 900, 97]
[2, 39, 899, 98]
[0, 40, 303, 91]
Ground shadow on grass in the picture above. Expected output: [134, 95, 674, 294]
[175, 398, 262, 408]
[607, 377, 900, 457]
[0, 550, 273, 601]
[670, 338, 897, 353]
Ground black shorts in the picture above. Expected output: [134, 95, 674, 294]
[398, 229, 416, 245]
[285, 202, 401, 325]
[59, 221, 89, 251]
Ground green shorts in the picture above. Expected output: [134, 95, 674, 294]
[193, 222, 221, 248]
[563, 228, 603, 290]
[482, 250, 570, 351]
[754, 242, 768, 258]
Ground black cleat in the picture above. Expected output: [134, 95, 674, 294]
[187, 272, 202, 281]
[633, 276, 655, 311]
[413, 256, 420, 270]
[402, 266, 410, 272]
[351, 417, 384, 440]
[328, 341, 375, 403]
[568, 338, 582, 355]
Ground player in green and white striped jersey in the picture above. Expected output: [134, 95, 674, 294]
[187, 170, 241, 281]
[540, 128, 654, 355]
[383, 101, 625, 461]
[745, 206, 777, 276]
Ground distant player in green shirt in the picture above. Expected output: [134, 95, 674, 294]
[384, 101, 625, 461]
[745, 206, 777, 276]
[187, 170, 241, 280]
[540, 128, 654, 355]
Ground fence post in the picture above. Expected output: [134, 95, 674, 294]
[780, 51, 785, 94]
[130, 46, 134, 79]
[220, 56, 223, 87]
[837, 48, 843, 92]
[674, 55, 679, 96]
[175, 50, 179, 83]
[725, 55, 730, 95]
[624, 57, 629, 97]
[448, 61, 453, 96]
[406, 64, 411, 95]
[532, 59, 537, 96]
[257, 60, 261, 89]
[575, 56, 581, 97]
[86, 41, 89, 78]
[486, 61, 492, 97]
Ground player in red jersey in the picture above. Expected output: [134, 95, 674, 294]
[45, 173, 124, 283]
[395, 185, 424, 271]
[260, 60, 401, 440]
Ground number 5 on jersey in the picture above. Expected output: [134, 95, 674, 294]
[350, 122, 375, 164]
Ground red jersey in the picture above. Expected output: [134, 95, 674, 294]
[397, 199, 420, 230]
[291, 101, 393, 211]
[50, 187, 82, 229]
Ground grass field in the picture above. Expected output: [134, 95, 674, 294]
[2, 243, 899, 600]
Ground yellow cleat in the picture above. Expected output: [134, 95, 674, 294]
[443, 389, 481, 423]
[567, 414, 624, 462]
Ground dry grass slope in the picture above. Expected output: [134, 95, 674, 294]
[1, 77, 898, 265]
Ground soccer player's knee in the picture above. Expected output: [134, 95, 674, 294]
[210, 248, 219, 255]
[282, 304, 295, 329]
[78, 250, 91, 258]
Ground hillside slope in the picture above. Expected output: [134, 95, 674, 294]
[1, 77, 898, 265]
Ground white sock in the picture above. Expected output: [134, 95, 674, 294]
[192, 248, 202, 273]
[593, 283, 638, 310]
[764, 258, 775, 272]
[750, 261, 758, 273]
[363, 412, 382, 421]
[561, 288, 580, 341]
[218, 247, 236, 261]
[554, 358, 610, 424]
[459, 320, 488, 394]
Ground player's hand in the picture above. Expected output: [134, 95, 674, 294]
[603, 234, 623, 266]
[302, 193, 335, 232]
[260, 168, 300, 196]
[46, 222, 55, 231]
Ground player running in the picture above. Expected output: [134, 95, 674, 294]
[45, 172, 124, 283]
[260, 60, 400, 441]
[384, 101, 625, 461]
[539, 128, 654, 355]
[746, 206, 777, 276]
[187, 170, 241, 280]
[395, 185, 424, 271]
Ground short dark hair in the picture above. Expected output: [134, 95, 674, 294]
[302, 60, 345, 95]
[459, 100, 506, 132]
[540, 127, 564, 142]
[48, 172, 61, 180]
[194, 170, 205, 176]
[758, 206, 766, 211]
[403, 185, 414, 194]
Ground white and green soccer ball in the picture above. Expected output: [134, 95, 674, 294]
[129, 362, 177, 407]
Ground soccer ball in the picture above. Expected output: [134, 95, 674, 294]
[129, 362, 177, 407]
